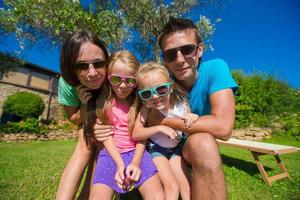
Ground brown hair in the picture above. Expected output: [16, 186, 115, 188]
[158, 17, 202, 49]
[136, 62, 188, 106]
[60, 30, 110, 147]
[60, 30, 109, 86]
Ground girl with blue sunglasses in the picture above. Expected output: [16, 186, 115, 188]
[132, 62, 199, 200]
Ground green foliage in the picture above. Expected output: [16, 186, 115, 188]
[3, 91, 45, 119]
[117, 0, 217, 60]
[0, 118, 45, 134]
[0, 0, 126, 48]
[232, 70, 300, 136]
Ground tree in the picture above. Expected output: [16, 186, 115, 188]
[0, 0, 217, 61]
[0, 0, 126, 48]
[116, 0, 218, 61]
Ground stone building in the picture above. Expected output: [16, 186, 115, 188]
[0, 54, 63, 121]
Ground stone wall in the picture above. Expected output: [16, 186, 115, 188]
[0, 130, 77, 142]
[232, 127, 272, 141]
[0, 127, 272, 142]
[0, 82, 64, 121]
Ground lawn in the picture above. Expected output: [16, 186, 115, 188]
[0, 133, 299, 200]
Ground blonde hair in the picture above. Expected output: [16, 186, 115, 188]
[96, 50, 140, 134]
[136, 62, 187, 106]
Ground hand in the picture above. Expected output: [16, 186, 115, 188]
[114, 163, 125, 189]
[125, 163, 141, 183]
[159, 125, 180, 140]
[76, 85, 92, 104]
[183, 113, 198, 128]
[93, 119, 114, 142]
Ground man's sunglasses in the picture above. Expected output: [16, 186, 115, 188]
[74, 59, 107, 70]
[162, 44, 198, 63]
[137, 82, 172, 101]
[108, 74, 136, 88]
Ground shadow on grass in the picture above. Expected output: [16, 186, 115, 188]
[221, 154, 273, 176]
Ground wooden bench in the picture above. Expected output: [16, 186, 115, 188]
[217, 138, 300, 185]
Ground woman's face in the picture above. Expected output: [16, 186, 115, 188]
[75, 42, 107, 89]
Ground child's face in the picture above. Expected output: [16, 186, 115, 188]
[109, 60, 136, 101]
[138, 72, 172, 110]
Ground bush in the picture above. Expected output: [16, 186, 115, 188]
[0, 118, 46, 134]
[232, 70, 300, 129]
[3, 92, 45, 119]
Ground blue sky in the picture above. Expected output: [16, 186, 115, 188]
[0, 0, 299, 88]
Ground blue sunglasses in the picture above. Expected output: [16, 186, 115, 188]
[138, 82, 172, 101]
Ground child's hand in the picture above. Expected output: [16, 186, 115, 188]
[93, 119, 114, 142]
[125, 163, 141, 183]
[159, 125, 180, 140]
[76, 85, 92, 104]
[183, 113, 198, 129]
[114, 163, 125, 189]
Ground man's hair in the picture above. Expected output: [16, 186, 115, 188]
[158, 17, 202, 49]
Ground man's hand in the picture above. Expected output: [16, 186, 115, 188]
[93, 119, 114, 142]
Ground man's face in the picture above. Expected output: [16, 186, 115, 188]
[160, 29, 203, 85]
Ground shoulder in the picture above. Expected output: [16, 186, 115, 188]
[200, 58, 229, 71]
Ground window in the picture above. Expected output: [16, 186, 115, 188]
[2, 67, 29, 85]
[30, 71, 50, 90]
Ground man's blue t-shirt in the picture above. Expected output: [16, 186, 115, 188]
[189, 58, 238, 115]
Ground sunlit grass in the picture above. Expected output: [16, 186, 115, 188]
[0, 133, 299, 200]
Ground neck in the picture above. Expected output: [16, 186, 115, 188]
[114, 96, 130, 105]
[178, 71, 198, 91]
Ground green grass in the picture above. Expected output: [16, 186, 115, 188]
[0, 134, 299, 200]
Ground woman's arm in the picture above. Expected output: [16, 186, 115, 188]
[56, 128, 93, 200]
[63, 105, 85, 125]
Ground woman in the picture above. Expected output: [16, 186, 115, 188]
[56, 30, 114, 200]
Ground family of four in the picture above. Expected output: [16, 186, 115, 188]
[56, 17, 238, 200]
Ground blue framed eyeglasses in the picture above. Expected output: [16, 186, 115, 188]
[137, 82, 172, 101]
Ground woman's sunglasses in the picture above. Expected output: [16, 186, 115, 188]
[162, 44, 198, 63]
[138, 82, 172, 101]
[108, 74, 136, 88]
[74, 59, 107, 70]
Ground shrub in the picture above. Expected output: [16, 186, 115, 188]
[0, 118, 45, 134]
[3, 92, 45, 119]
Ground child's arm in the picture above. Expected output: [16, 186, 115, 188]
[183, 102, 199, 128]
[125, 141, 146, 182]
[102, 137, 125, 188]
[132, 105, 179, 141]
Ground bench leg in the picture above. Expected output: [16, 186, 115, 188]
[251, 151, 290, 185]
[251, 152, 271, 185]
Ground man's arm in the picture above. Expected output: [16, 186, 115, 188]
[162, 89, 235, 140]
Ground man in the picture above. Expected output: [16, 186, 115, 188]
[158, 17, 238, 199]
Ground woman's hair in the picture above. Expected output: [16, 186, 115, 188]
[136, 62, 188, 106]
[60, 29, 109, 86]
[89, 50, 141, 136]
[60, 30, 110, 147]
